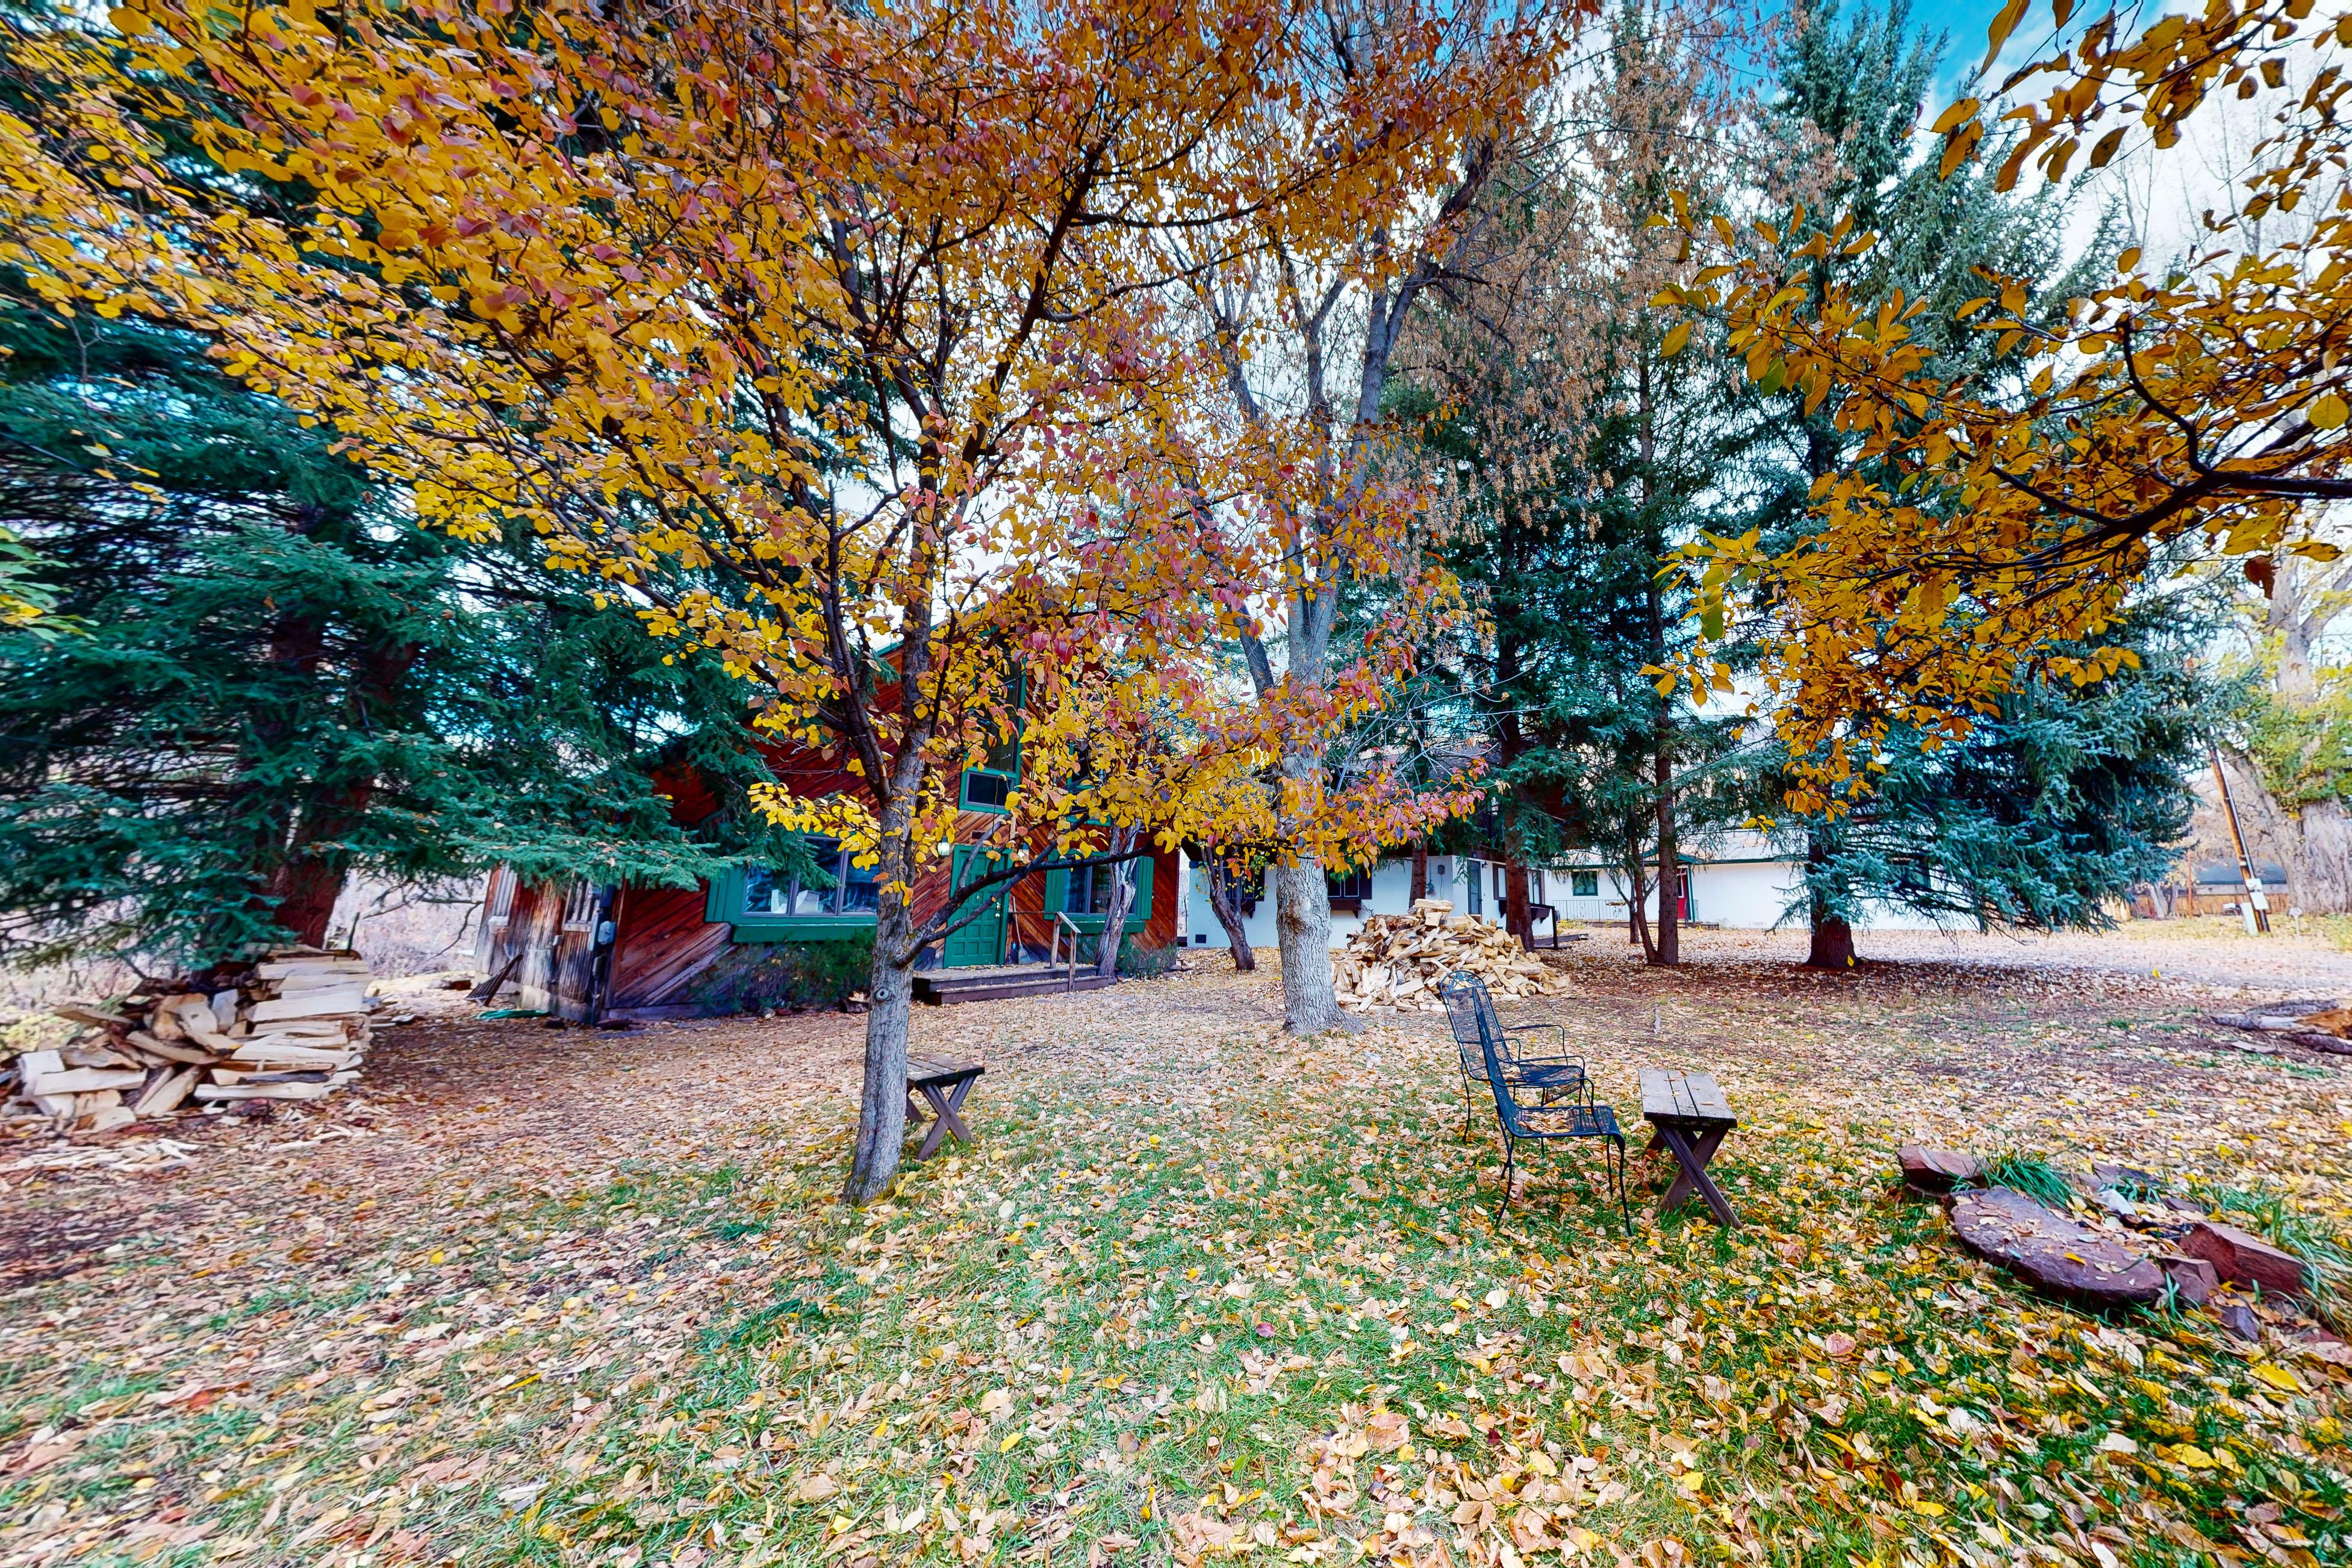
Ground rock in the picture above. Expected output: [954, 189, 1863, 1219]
[2215, 1301, 2263, 1341]
[1945, 1187, 2167, 1309]
[1897, 1145, 1983, 1193]
[2091, 1187, 2138, 1221]
[2178, 1222, 2312, 1298]
[2289, 1031, 2352, 1056]
[2159, 1255, 2221, 1307]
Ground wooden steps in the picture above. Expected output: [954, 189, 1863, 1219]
[913, 966, 1117, 1006]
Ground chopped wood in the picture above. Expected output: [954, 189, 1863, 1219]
[126, 1031, 216, 1066]
[25, 1067, 147, 1097]
[12, 948, 378, 1137]
[132, 1067, 201, 1118]
[1332, 899, 1564, 1014]
[255, 957, 369, 981]
[51, 1004, 131, 1028]
[247, 988, 371, 1023]
[194, 1081, 334, 1102]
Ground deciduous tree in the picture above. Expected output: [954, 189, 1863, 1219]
[1661, 0, 2352, 812]
[0, 0, 1552, 1195]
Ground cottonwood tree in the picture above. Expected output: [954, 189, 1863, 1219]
[1662, 0, 2352, 814]
[0, 0, 1562, 1197]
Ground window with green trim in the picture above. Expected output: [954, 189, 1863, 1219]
[960, 769, 1013, 812]
[1043, 856, 1154, 932]
[738, 837, 878, 918]
[1572, 870, 1599, 898]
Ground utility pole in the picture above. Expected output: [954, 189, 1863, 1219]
[2210, 746, 2271, 935]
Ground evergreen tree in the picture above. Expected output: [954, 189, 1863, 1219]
[1785, 605, 2215, 935]
[1390, 7, 1749, 960]
[0, 15, 810, 971]
[0, 305, 787, 969]
[1731, 0, 2182, 962]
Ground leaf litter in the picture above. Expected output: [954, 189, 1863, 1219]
[0, 930, 2347, 1568]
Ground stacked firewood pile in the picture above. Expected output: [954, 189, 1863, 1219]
[5, 948, 376, 1137]
[1333, 900, 1561, 1013]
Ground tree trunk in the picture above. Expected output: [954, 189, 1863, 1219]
[2296, 799, 2352, 913]
[1803, 830, 1855, 967]
[266, 809, 362, 948]
[267, 634, 417, 948]
[1806, 910, 1856, 968]
[1273, 857, 1339, 1033]
[1638, 349, 1677, 966]
[1094, 827, 1140, 978]
[1652, 737, 1679, 966]
[846, 818, 918, 1207]
[1504, 862, 1532, 950]
[1625, 850, 1657, 962]
[1203, 859, 1257, 971]
[1410, 841, 1429, 904]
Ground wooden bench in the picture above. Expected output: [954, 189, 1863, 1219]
[1638, 1068, 1740, 1227]
[906, 1056, 983, 1160]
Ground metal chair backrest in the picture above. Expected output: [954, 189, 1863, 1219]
[1467, 1007, 1532, 1137]
[1439, 970, 1502, 1055]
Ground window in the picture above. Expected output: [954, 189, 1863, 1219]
[1467, 863, 1482, 916]
[1494, 863, 1507, 899]
[1572, 870, 1599, 898]
[1063, 861, 1121, 915]
[561, 880, 601, 930]
[1327, 868, 1371, 901]
[960, 768, 1013, 811]
[743, 836, 880, 919]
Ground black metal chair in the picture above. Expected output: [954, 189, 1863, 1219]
[1439, 970, 1587, 1139]
[1442, 971, 1628, 1233]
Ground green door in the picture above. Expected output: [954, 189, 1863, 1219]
[942, 846, 1006, 968]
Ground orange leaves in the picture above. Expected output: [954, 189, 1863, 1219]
[1643, 3, 2352, 810]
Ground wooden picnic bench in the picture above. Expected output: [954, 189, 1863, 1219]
[905, 1056, 983, 1160]
[1638, 1068, 1740, 1227]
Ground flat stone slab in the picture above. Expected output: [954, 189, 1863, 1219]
[2159, 1254, 2221, 1307]
[2179, 1221, 2312, 1298]
[1947, 1187, 2166, 1309]
[1899, 1145, 1983, 1192]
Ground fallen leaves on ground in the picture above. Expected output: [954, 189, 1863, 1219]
[0, 930, 2346, 1568]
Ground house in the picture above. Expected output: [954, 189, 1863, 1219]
[475, 744, 1180, 1023]
[1181, 829, 1949, 951]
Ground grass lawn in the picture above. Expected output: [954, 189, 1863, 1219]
[1, 934, 2348, 1568]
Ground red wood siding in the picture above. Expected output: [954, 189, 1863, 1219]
[606, 882, 733, 1009]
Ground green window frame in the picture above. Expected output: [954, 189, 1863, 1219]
[959, 673, 1024, 814]
[706, 838, 880, 943]
[1041, 855, 1155, 936]
[960, 768, 1015, 814]
[1572, 870, 1599, 898]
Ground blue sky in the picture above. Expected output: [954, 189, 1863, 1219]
[1887, 0, 2008, 96]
